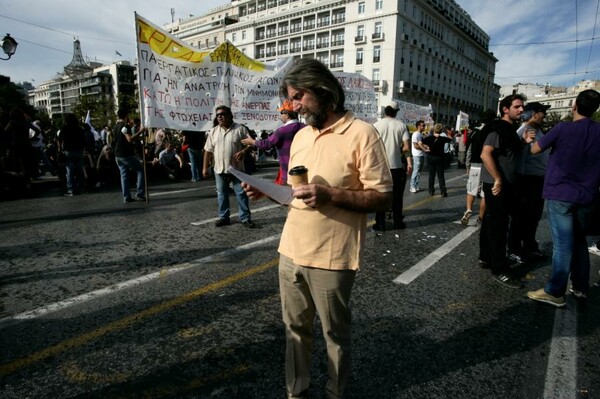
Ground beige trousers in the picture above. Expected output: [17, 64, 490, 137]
[279, 255, 356, 399]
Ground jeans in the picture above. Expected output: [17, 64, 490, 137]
[215, 173, 251, 222]
[410, 155, 424, 190]
[116, 155, 145, 200]
[187, 148, 203, 181]
[64, 150, 84, 193]
[545, 200, 593, 296]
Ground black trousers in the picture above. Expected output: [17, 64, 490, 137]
[480, 182, 519, 274]
[427, 155, 446, 195]
[508, 174, 545, 254]
[375, 168, 406, 229]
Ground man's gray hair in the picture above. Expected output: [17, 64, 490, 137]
[279, 58, 345, 113]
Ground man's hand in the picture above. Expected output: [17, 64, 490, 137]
[241, 137, 255, 146]
[492, 179, 502, 196]
[202, 167, 210, 178]
[241, 182, 265, 200]
[292, 184, 331, 208]
[406, 164, 413, 176]
[234, 150, 246, 161]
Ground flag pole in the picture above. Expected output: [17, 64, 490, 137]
[134, 11, 150, 203]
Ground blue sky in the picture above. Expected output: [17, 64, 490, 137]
[1, 0, 598, 89]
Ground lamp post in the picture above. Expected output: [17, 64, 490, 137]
[0, 34, 18, 60]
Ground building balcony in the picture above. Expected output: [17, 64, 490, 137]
[331, 40, 344, 46]
[330, 61, 344, 68]
[371, 32, 385, 41]
[354, 35, 366, 44]
[316, 42, 330, 49]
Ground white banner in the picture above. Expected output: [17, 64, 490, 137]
[135, 14, 377, 131]
[455, 111, 469, 132]
[392, 100, 434, 128]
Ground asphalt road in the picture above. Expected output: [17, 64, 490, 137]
[1, 164, 599, 399]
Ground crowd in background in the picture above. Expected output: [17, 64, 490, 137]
[0, 106, 284, 200]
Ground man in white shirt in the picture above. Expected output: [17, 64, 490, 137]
[203, 105, 255, 228]
[373, 101, 412, 229]
[409, 120, 427, 192]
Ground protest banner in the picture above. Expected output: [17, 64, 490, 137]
[135, 13, 377, 131]
[455, 111, 469, 132]
[390, 99, 434, 130]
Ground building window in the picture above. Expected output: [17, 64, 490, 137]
[374, 22, 382, 34]
[373, 45, 381, 62]
[357, 25, 364, 38]
[357, 48, 363, 65]
[242, 30, 247, 40]
[376, 0, 383, 10]
[372, 68, 381, 85]
[232, 32, 237, 42]
[358, 1, 365, 14]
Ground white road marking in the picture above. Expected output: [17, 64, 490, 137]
[0, 235, 281, 329]
[190, 204, 283, 225]
[543, 304, 578, 399]
[393, 225, 479, 285]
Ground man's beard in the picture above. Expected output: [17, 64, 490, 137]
[302, 108, 328, 129]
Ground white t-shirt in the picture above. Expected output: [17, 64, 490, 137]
[411, 131, 424, 157]
[373, 117, 409, 169]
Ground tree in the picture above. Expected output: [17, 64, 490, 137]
[0, 76, 37, 125]
[71, 94, 116, 129]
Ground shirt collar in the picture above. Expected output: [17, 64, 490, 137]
[306, 110, 355, 136]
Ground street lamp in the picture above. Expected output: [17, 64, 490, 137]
[0, 34, 18, 60]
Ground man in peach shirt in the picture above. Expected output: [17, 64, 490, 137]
[244, 59, 392, 399]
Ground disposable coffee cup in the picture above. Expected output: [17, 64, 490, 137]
[289, 165, 308, 188]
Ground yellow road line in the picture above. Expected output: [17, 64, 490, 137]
[0, 258, 278, 376]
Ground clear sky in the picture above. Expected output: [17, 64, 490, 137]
[1, 0, 598, 89]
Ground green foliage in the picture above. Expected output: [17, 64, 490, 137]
[71, 94, 116, 129]
[0, 77, 37, 124]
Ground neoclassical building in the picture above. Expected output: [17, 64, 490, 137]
[167, 0, 499, 125]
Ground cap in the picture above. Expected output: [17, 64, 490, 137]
[278, 99, 294, 112]
[386, 100, 399, 110]
[524, 102, 551, 113]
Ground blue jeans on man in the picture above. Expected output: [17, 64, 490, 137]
[188, 148, 203, 182]
[215, 172, 251, 222]
[545, 199, 593, 296]
[64, 150, 84, 194]
[410, 155, 424, 191]
[116, 155, 145, 200]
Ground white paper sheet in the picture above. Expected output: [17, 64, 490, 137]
[228, 166, 294, 205]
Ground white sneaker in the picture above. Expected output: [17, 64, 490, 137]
[589, 244, 600, 255]
[409, 188, 417, 193]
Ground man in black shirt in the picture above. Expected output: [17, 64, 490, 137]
[113, 109, 145, 203]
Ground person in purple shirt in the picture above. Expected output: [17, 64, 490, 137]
[242, 100, 305, 185]
[526, 89, 600, 307]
